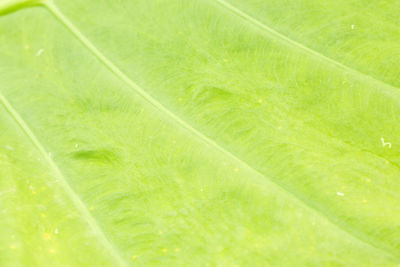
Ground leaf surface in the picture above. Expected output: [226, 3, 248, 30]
[0, 0, 399, 266]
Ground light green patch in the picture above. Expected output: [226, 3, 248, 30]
[0, 0, 399, 266]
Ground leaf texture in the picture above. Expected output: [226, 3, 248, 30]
[0, 0, 399, 266]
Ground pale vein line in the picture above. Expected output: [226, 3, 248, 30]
[0, 92, 128, 266]
[213, 0, 400, 94]
[43, 0, 399, 260]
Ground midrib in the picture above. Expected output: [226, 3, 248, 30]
[42, 0, 399, 260]
[0, 0, 398, 262]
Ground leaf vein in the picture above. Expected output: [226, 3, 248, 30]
[213, 0, 400, 93]
[0, 92, 128, 266]
[43, 0, 400, 260]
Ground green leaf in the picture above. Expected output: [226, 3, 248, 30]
[1, 0, 399, 266]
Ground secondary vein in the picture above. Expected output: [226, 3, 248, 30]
[213, 0, 400, 94]
[0, 92, 128, 266]
[43, 0, 399, 260]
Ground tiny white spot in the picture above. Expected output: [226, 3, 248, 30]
[75, 144, 79, 148]
[48, 152, 53, 158]
[55, 228, 59, 235]
[381, 137, 392, 149]
[36, 49, 44, 57]
[351, 24, 355, 30]
[336, 192, 344, 196]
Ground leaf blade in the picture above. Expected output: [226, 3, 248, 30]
[0, 0, 399, 266]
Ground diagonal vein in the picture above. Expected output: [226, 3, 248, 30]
[42, 0, 400, 260]
[0, 92, 128, 267]
[213, 0, 400, 93]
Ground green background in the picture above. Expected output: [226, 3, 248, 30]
[1, 0, 399, 265]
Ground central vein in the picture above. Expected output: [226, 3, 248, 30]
[41, 0, 399, 260]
